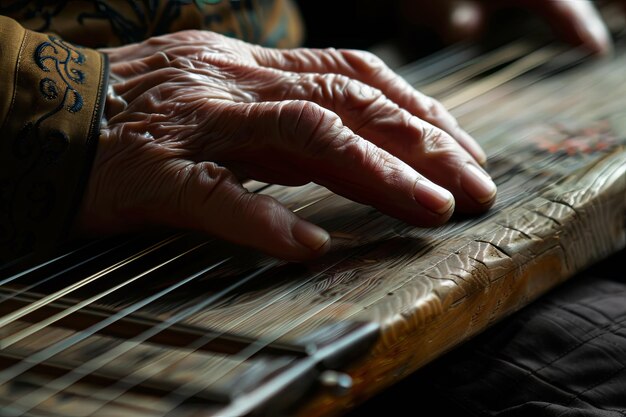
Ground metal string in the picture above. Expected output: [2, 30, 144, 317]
[0, 255, 235, 417]
[0, 238, 216, 349]
[0, 185, 281, 413]
[0, 234, 185, 332]
[0, 237, 137, 307]
[80, 239, 359, 414]
[440, 43, 568, 110]
[2, 194, 341, 413]
[157, 273, 370, 415]
[0, 237, 108, 288]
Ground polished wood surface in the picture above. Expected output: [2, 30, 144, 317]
[296, 36, 626, 415]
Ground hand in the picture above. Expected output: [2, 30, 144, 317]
[76, 31, 496, 261]
[401, 0, 617, 55]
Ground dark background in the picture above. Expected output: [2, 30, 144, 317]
[294, 0, 451, 68]
[294, 0, 544, 67]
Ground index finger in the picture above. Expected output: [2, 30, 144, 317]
[202, 100, 458, 227]
[249, 45, 488, 165]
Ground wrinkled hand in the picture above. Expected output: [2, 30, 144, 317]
[401, 0, 618, 55]
[76, 31, 496, 261]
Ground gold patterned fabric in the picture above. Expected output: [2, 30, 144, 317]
[0, 0, 304, 48]
[0, 15, 108, 261]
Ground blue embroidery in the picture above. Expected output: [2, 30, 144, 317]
[13, 35, 84, 165]
[39, 78, 59, 100]
[35, 36, 84, 115]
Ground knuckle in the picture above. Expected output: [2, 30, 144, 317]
[284, 73, 316, 100]
[324, 72, 351, 91]
[378, 157, 408, 185]
[329, 74, 384, 106]
[152, 66, 187, 80]
[319, 47, 340, 65]
[302, 73, 387, 126]
[255, 43, 286, 66]
[180, 162, 240, 216]
[417, 96, 456, 125]
[363, 142, 398, 175]
[278, 100, 348, 155]
[421, 124, 458, 155]
[283, 47, 318, 70]
[339, 49, 388, 76]
[344, 49, 384, 67]
[184, 162, 231, 197]
[316, 47, 388, 76]
[280, 100, 338, 133]
[169, 56, 196, 70]
[426, 98, 446, 119]
[147, 51, 172, 68]
[314, 73, 350, 101]
[239, 194, 277, 221]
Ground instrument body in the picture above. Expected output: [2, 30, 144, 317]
[1, 14, 626, 417]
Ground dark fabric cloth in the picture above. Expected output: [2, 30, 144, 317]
[348, 248, 626, 416]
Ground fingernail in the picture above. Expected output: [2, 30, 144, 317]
[461, 163, 497, 204]
[413, 179, 454, 215]
[292, 220, 330, 252]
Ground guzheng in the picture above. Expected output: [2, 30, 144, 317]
[1, 6, 626, 417]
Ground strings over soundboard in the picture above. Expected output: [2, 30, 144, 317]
[1, 3, 626, 416]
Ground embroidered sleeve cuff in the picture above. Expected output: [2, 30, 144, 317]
[0, 16, 109, 260]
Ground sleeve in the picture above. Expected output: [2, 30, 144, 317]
[1, 0, 304, 49]
[0, 15, 109, 262]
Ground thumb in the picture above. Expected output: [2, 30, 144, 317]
[165, 162, 331, 261]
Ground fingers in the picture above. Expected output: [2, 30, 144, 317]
[203, 100, 495, 225]
[248, 44, 487, 165]
[523, 0, 612, 55]
[246, 70, 496, 212]
[159, 162, 331, 261]
[96, 30, 499, 260]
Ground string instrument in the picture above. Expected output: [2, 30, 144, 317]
[1, 3, 626, 416]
